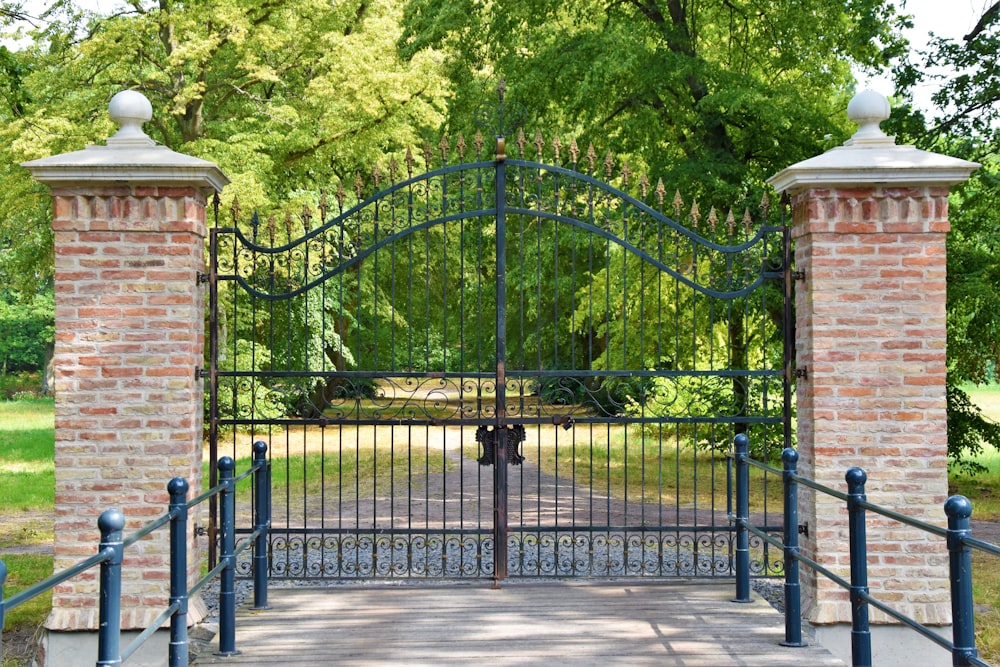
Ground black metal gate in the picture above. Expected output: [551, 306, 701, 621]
[208, 93, 792, 583]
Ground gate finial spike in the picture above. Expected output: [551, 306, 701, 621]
[689, 201, 701, 228]
[266, 215, 276, 245]
[372, 163, 382, 189]
[301, 204, 312, 232]
[672, 190, 683, 219]
[516, 128, 527, 158]
[603, 150, 614, 179]
[552, 134, 562, 162]
[534, 130, 545, 159]
[456, 133, 467, 160]
[231, 195, 241, 226]
[760, 191, 771, 219]
[621, 159, 631, 187]
[497, 78, 507, 104]
[726, 209, 736, 236]
[422, 142, 433, 170]
[655, 178, 666, 207]
[474, 130, 484, 158]
[639, 172, 649, 199]
[586, 144, 597, 172]
[569, 138, 580, 166]
[743, 207, 754, 235]
[319, 190, 329, 223]
[405, 146, 415, 177]
[439, 135, 450, 162]
[388, 156, 399, 182]
[336, 181, 346, 211]
[354, 172, 364, 200]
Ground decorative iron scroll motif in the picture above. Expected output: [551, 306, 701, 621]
[476, 424, 526, 465]
[234, 528, 782, 579]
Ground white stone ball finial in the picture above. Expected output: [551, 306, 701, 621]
[845, 90, 894, 146]
[107, 90, 155, 147]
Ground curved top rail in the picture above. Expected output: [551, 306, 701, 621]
[216, 158, 782, 301]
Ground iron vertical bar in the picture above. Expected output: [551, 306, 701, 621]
[217, 456, 239, 657]
[732, 433, 751, 602]
[782, 220, 794, 454]
[781, 448, 805, 647]
[494, 135, 509, 585]
[96, 509, 125, 667]
[207, 227, 220, 569]
[253, 441, 270, 609]
[167, 478, 189, 667]
[846, 467, 872, 667]
[945, 495, 978, 666]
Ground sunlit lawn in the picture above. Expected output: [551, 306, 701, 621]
[0, 399, 55, 667]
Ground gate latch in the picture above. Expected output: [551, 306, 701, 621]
[476, 425, 526, 466]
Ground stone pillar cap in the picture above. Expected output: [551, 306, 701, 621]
[22, 90, 229, 192]
[768, 90, 979, 193]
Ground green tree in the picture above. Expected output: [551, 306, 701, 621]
[889, 3, 1000, 473]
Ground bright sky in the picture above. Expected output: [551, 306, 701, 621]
[856, 0, 991, 113]
[6, 0, 990, 115]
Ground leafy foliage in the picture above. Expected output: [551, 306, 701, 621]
[0, 291, 53, 375]
[889, 4, 1000, 472]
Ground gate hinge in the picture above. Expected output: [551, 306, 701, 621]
[196, 367, 210, 379]
[799, 523, 809, 538]
[197, 272, 210, 284]
[194, 523, 208, 538]
[791, 270, 806, 281]
[793, 367, 808, 380]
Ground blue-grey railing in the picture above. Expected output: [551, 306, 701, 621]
[731, 433, 998, 667]
[0, 441, 271, 666]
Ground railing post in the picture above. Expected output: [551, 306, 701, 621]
[216, 456, 240, 656]
[252, 441, 270, 610]
[96, 508, 126, 667]
[167, 477, 190, 667]
[781, 447, 805, 647]
[945, 495, 978, 666]
[732, 433, 751, 603]
[845, 467, 872, 667]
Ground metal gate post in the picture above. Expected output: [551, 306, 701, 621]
[167, 478, 190, 667]
[945, 495, 978, 666]
[846, 467, 872, 667]
[216, 457, 239, 657]
[253, 441, 271, 610]
[732, 434, 751, 602]
[493, 134, 509, 585]
[96, 509, 126, 667]
[781, 448, 805, 647]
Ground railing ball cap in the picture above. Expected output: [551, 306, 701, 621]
[781, 447, 798, 464]
[98, 508, 126, 532]
[944, 495, 973, 520]
[845, 466, 867, 487]
[253, 440, 268, 455]
[733, 433, 749, 449]
[219, 456, 236, 472]
[167, 476, 189, 496]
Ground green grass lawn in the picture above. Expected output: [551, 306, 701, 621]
[0, 399, 54, 512]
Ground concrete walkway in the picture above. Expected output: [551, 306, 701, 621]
[192, 581, 844, 666]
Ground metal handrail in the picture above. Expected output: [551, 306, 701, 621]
[731, 433, 996, 667]
[0, 441, 271, 666]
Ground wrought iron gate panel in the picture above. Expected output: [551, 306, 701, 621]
[210, 126, 791, 582]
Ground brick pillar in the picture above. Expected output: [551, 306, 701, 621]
[23, 91, 228, 639]
[769, 91, 978, 663]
